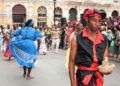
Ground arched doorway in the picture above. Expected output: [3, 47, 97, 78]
[54, 7, 62, 24]
[37, 6, 47, 28]
[111, 10, 119, 18]
[69, 8, 77, 21]
[99, 9, 107, 19]
[12, 4, 26, 26]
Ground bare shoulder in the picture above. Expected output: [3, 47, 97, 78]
[70, 33, 77, 47]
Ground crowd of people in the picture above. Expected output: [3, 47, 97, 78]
[0, 11, 119, 60]
[0, 10, 120, 59]
[100, 10, 120, 61]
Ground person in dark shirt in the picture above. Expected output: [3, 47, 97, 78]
[68, 9, 109, 86]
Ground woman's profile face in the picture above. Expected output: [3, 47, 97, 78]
[88, 16, 101, 31]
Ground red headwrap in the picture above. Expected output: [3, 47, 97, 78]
[83, 9, 101, 21]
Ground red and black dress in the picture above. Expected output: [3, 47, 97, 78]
[75, 28, 108, 86]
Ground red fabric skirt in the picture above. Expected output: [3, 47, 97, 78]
[4, 46, 12, 59]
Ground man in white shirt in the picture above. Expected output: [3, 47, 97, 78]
[51, 26, 60, 53]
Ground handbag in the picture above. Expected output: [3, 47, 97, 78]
[98, 60, 115, 75]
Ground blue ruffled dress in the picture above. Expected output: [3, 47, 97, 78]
[9, 27, 41, 68]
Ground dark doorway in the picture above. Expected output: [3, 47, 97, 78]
[54, 7, 62, 22]
[12, 4, 26, 25]
[69, 8, 77, 21]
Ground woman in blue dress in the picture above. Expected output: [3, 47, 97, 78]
[9, 19, 41, 79]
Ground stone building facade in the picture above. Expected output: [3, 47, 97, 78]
[0, 0, 119, 27]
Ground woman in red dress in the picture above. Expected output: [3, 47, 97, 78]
[3, 26, 12, 60]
